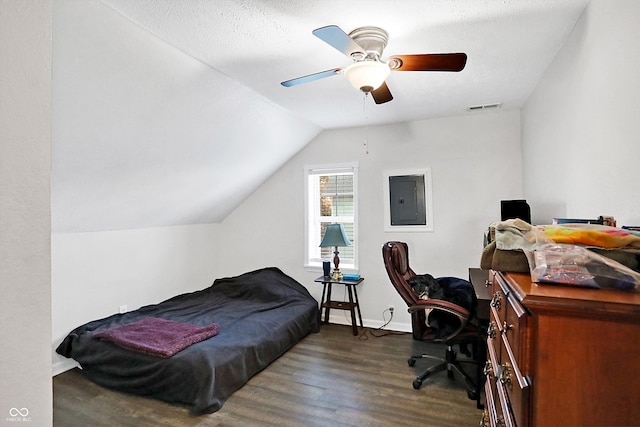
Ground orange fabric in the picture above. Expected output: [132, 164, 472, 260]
[542, 225, 640, 249]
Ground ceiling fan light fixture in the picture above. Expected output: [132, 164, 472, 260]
[344, 61, 390, 93]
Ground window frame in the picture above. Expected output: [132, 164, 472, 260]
[304, 162, 358, 272]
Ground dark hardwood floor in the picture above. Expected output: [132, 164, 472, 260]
[53, 324, 483, 426]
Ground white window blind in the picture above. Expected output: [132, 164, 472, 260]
[304, 163, 358, 271]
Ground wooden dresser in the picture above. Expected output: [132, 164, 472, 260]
[482, 270, 640, 427]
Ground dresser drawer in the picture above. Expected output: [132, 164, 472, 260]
[483, 375, 503, 427]
[492, 272, 528, 367]
[485, 336, 516, 427]
[488, 271, 531, 427]
[502, 294, 525, 363]
[489, 279, 507, 328]
[499, 332, 530, 426]
[487, 309, 502, 363]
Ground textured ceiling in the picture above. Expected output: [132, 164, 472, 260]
[52, 0, 589, 233]
[102, 0, 590, 128]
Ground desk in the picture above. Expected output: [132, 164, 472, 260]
[469, 268, 491, 321]
[469, 268, 491, 410]
[315, 276, 364, 336]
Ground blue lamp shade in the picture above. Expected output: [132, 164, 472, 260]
[319, 224, 351, 279]
[319, 224, 351, 248]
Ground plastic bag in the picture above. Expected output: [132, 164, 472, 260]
[526, 243, 640, 291]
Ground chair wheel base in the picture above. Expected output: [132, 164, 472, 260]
[408, 358, 416, 367]
[412, 378, 422, 389]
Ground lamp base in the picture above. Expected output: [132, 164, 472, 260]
[331, 269, 343, 280]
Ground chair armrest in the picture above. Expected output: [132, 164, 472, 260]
[408, 299, 472, 342]
[408, 298, 470, 320]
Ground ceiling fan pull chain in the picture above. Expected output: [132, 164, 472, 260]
[363, 93, 369, 154]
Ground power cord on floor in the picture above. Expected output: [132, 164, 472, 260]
[333, 287, 407, 340]
[359, 307, 409, 340]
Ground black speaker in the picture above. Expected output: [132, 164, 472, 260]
[322, 261, 331, 277]
[501, 199, 531, 224]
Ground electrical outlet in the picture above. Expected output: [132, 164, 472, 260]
[388, 305, 395, 314]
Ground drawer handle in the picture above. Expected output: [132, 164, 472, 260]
[480, 409, 490, 427]
[502, 321, 514, 333]
[487, 321, 497, 339]
[490, 291, 503, 310]
[483, 360, 493, 378]
[498, 362, 512, 387]
[480, 408, 504, 427]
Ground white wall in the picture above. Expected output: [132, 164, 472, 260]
[50, 111, 521, 367]
[522, 0, 640, 225]
[0, 0, 52, 425]
[52, 0, 320, 233]
[51, 224, 220, 374]
[217, 110, 523, 330]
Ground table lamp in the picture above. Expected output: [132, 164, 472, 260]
[319, 224, 351, 280]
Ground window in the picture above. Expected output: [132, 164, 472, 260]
[304, 163, 358, 271]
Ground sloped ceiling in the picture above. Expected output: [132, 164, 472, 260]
[52, 0, 589, 233]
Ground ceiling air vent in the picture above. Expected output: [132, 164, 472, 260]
[468, 103, 502, 111]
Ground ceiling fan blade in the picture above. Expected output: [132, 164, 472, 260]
[312, 25, 365, 58]
[388, 53, 467, 72]
[281, 68, 342, 87]
[371, 81, 393, 104]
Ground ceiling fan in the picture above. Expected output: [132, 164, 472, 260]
[281, 25, 467, 104]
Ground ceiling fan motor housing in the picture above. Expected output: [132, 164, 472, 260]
[348, 26, 389, 60]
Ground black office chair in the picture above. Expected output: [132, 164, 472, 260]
[382, 241, 482, 398]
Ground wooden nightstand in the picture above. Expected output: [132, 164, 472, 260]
[315, 276, 364, 336]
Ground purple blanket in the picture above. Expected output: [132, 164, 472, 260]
[94, 317, 220, 358]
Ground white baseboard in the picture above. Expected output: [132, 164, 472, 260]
[52, 358, 79, 376]
[326, 313, 411, 333]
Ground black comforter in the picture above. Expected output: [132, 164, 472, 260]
[56, 267, 319, 415]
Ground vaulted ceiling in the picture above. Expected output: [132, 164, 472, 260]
[52, 0, 590, 233]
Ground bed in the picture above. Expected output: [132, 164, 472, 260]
[56, 267, 320, 415]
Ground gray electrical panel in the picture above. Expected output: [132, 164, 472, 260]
[389, 175, 426, 226]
